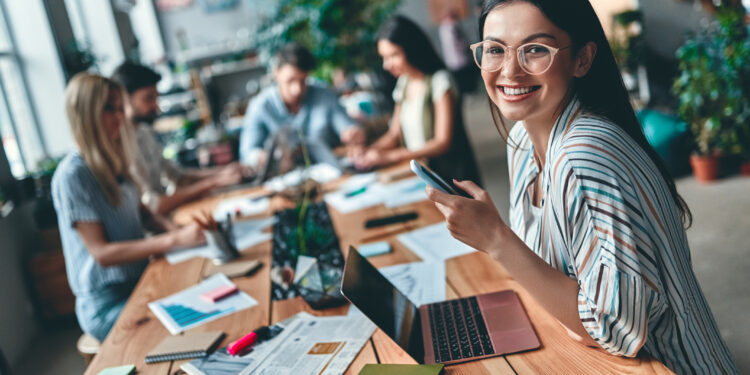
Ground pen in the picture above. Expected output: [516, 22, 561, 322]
[344, 186, 367, 197]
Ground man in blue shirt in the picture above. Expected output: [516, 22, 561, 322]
[240, 43, 365, 167]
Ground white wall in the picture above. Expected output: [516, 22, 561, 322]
[154, 0, 277, 60]
[130, 0, 166, 65]
[639, 0, 710, 60]
[73, 0, 125, 75]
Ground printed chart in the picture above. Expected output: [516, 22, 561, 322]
[149, 274, 258, 334]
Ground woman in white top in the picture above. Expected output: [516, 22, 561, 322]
[353, 16, 481, 184]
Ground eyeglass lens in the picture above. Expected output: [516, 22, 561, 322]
[474, 42, 553, 74]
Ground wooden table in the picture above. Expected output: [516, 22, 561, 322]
[85, 166, 674, 374]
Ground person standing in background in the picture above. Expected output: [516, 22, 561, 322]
[439, 9, 479, 94]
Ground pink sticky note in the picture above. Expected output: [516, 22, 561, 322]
[200, 285, 239, 303]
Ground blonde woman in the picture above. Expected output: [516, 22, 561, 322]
[52, 73, 205, 341]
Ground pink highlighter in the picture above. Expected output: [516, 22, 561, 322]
[200, 285, 239, 303]
[227, 330, 259, 355]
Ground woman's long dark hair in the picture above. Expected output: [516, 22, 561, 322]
[479, 0, 692, 227]
[377, 15, 447, 75]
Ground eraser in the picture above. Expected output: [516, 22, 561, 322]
[358, 241, 392, 257]
[200, 284, 239, 303]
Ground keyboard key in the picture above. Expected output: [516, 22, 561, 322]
[428, 297, 495, 362]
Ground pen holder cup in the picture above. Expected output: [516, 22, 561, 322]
[204, 229, 240, 265]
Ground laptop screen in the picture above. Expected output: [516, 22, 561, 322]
[341, 247, 424, 362]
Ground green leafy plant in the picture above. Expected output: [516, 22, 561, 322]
[610, 10, 645, 72]
[253, 0, 400, 82]
[62, 41, 98, 81]
[672, 7, 750, 157]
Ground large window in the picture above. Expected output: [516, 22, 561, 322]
[0, 2, 46, 178]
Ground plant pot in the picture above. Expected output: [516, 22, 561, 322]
[690, 155, 720, 182]
[740, 162, 750, 176]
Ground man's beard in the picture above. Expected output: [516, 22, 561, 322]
[132, 113, 158, 125]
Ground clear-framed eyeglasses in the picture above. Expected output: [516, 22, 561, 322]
[469, 40, 570, 75]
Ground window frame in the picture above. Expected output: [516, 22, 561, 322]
[0, 0, 50, 179]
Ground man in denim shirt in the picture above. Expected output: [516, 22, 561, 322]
[240, 43, 365, 167]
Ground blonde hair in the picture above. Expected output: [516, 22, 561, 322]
[65, 73, 141, 206]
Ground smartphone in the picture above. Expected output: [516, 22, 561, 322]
[410, 160, 472, 198]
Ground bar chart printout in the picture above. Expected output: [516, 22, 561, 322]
[148, 274, 258, 334]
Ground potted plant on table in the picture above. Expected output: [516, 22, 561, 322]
[672, 6, 750, 182]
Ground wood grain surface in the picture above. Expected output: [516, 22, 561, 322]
[86, 166, 674, 374]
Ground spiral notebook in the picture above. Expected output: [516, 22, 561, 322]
[145, 331, 225, 364]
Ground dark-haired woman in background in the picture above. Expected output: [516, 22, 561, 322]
[353, 16, 481, 184]
[426, 1, 736, 373]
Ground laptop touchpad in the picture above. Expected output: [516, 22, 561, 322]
[484, 304, 529, 333]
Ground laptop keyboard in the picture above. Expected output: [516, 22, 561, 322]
[428, 297, 495, 362]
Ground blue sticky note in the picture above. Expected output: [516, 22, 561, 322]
[358, 241, 392, 257]
[97, 364, 136, 375]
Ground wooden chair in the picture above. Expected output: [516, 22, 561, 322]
[76, 333, 100, 367]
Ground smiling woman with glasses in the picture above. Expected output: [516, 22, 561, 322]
[425, 0, 737, 373]
[469, 39, 570, 75]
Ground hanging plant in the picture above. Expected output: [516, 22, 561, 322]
[253, 0, 400, 82]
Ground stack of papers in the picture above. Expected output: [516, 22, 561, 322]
[166, 217, 276, 264]
[324, 177, 428, 214]
[263, 163, 342, 192]
[148, 274, 258, 335]
[381, 177, 428, 208]
[397, 222, 477, 261]
[181, 312, 376, 375]
[379, 261, 446, 306]
[212, 197, 269, 221]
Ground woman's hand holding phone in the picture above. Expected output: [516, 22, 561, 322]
[426, 180, 512, 254]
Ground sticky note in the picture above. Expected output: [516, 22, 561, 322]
[97, 364, 136, 375]
[358, 242, 392, 257]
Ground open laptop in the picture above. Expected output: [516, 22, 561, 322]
[340, 247, 540, 365]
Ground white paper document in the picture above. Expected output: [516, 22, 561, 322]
[324, 177, 428, 214]
[382, 178, 427, 208]
[379, 261, 446, 306]
[232, 217, 277, 250]
[148, 274, 258, 335]
[213, 196, 269, 221]
[181, 313, 312, 375]
[338, 172, 377, 192]
[238, 313, 376, 375]
[166, 217, 276, 264]
[397, 222, 477, 261]
[263, 163, 342, 192]
[323, 184, 388, 214]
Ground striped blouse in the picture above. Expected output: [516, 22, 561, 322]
[507, 98, 737, 374]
